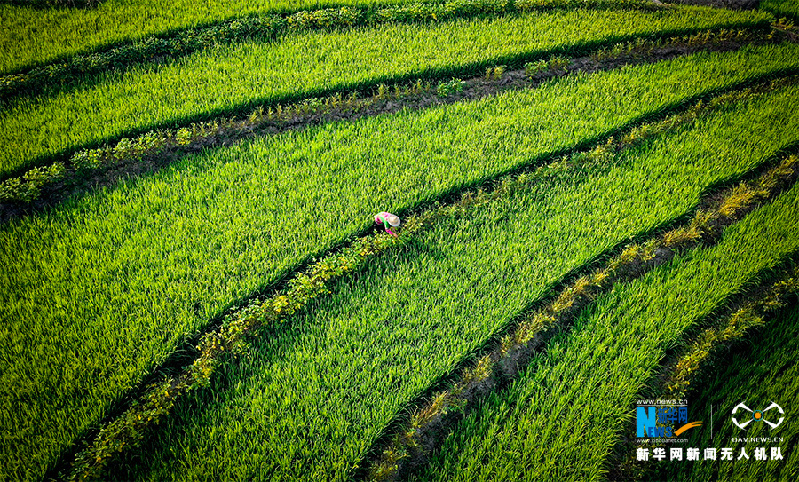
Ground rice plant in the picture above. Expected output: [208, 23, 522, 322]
[0, 0, 415, 74]
[658, 303, 799, 482]
[761, 0, 799, 23]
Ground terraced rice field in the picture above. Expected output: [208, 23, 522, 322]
[1, 0, 797, 481]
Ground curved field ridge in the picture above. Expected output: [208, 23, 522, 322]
[1, 46, 797, 480]
[0, 6, 771, 177]
[58, 81, 799, 482]
[0, 0, 656, 75]
[0, 30, 762, 208]
[360, 150, 799, 480]
[606, 263, 799, 480]
[101, 84, 799, 481]
[414, 180, 799, 481]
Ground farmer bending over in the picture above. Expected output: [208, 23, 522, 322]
[375, 211, 400, 238]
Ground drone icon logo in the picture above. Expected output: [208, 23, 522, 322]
[732, 402, 785, 430]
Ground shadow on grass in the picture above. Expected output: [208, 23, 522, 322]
[40, 78, 799, 478]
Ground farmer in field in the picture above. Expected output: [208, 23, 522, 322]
[375, 211, 400, 238]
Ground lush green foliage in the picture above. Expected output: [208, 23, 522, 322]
[101, 83, 799, 481]
[0, 6, 771, 177]
[0, 27, 762, 205]
[662, 231, 799, 400]
[65, 229, 406, 481]
[0, 0, 654, 75]
[657, 302, 799, 482]
[5, 0, 101, 7]
[761, 0, 799, 22]
[3, 0, 798, 478]
[0, 0, 415, 74]
[414, 169, 799, 481]
[0, 0, 579, 100]
[3, 44, 797, 481]
[366, 139, 799, 480]
[60, 80, 796, 481]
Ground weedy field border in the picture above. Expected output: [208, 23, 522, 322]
[0, 14, 775, 185]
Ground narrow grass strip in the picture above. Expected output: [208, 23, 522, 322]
[0, 6, 771, 178]
[62, 229, 408, 481]
[91, 83, 799, 481]
[2, 0, 100, 7]
[363, 153, 799, 481]
[0, 0, 657, 101]
[663, 267, 799, 400]
[0, 0, 416, 75]
[0, 28, 762, 209]
[413, 175, 799, 482]
[4, 48, 798, 481]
